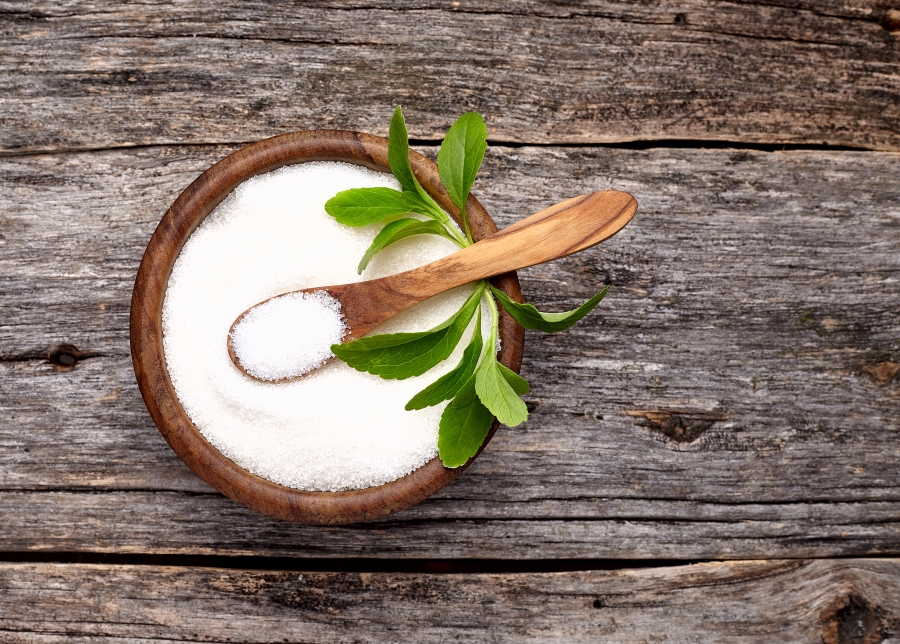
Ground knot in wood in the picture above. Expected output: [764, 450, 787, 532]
[862, 361, 900, 384]
[626, 408, 729, 443]
[881, 10, 900, 34]
[822, 596, 885, 644]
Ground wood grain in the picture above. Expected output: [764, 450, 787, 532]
[1, 559, 899, 642]
[1, 144, 897, 558]
[2, 485, 900, 560]
[1, 1, 898, 152]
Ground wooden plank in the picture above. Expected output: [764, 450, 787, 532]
[1, 559, 899, 642]
[1, 1, 899, 152]
[1, 145, 898, 558]
[2, 488, 900, 559]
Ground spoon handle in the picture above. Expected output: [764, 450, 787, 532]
[228, 189, 638, 376]
[382, 190, 637, 300]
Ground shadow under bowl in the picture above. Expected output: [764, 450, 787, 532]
[130, 130, 525, 525]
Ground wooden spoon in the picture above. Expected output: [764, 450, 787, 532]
[228, 189, 637, 381]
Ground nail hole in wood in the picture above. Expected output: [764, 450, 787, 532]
[48, 344, 90, 371]
[674, 13, 686, 24]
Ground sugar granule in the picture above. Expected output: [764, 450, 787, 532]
[161, 161, 484, 492]
[230, 290, 346, 381]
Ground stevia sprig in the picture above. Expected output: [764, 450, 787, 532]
[327, 107, 610, 468]
[325, 107, 468, 250]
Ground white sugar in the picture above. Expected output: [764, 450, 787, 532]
[162, 161, 481, 492]
[230, 290, 346, 381]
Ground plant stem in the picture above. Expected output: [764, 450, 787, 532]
[431, 204, 469, 247]
[449, 224, 469, 247]
[449, 232, 467, 248]
[483, 284, 500, 351]
[460, 205, 474, 245]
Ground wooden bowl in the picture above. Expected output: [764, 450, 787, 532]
[130, 130, 525, 525]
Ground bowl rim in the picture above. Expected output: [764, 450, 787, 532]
[130, 129, 525, 525]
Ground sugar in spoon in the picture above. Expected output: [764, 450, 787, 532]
[228, 190, 637, 382]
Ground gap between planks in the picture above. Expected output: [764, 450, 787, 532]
[0, 550, 895, 574]
[0, 138, 882, 159]
[0, 552, 703, 574]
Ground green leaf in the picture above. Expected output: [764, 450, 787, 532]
[497, 362, 530, 395]
[324, 188, 424, 227]
[437, 379, 495, 468]
[358, 218, 460, 274]
[331, 286, 483, 379]
[450, 360, 527, 405]
[437, 112, 488, 212]
[450, 372, 479, 407]
[475, 350, 529, 427]
[388, 106, 419, 194]
[405, 309, 483, 410]
[470, 316, 528, 427]
[489, 284, 609, 333]
[387, 106, 457, 230]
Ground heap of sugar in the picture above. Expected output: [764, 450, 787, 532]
[162, 161, 484, 492]
[230, 290, 346, 381]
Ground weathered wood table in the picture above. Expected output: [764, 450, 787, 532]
[2, 2, 899, 641]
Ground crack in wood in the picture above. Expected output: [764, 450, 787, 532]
[0, 344, 102, 371]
